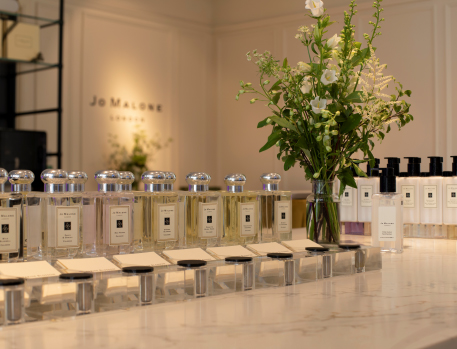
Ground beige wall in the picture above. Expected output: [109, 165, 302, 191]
[14, 0, 457, 191]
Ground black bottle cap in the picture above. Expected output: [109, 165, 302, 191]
[404, 157, 421, 176]
[59, 273, 93, 281]
[225, 256, 253, 263]
[420, 172, 430, 177]
[428, 156, 443, 176]
[385, 157, 401, 176]
[399, 172, 409, 177]
[0, 277, 25, 286]
[443, 171, 453, 177]
[177, 260, 207, 268]
[451, 156, 457, 176]
[338, 243, 361, 249]
[376, 167, 396, 193]
[122, 266, 154, 274]
[267, 252, 293, 259]
[305, 247, 330, 252]
[366, 158, 380, 177]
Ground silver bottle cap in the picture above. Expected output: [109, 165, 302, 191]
[163, 172, 176, 191]
[142, 171, 165, 192]
[95, 170, 120, 192]
[9, 170, 35, 193]
[186, 172, 210, 192]
[67, 171, 88, 192]
[0, 168, 7, 192]
[224, 173, 246, 193]
[260, 173, 281, 191]
[118, 171, 135, 192]
[41, 169, 68, 193]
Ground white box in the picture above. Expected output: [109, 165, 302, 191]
[3, 20, 40, 61]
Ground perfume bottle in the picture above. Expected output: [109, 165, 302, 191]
[9, 170, 43, 261]
[443, 156, 457, 239]
[67, 171, 92, 257]
[221, 174, 259, 246]
[0, 169, 23, 262]
[142, 171, 179, 251]
[258, 173, 292, 242]
[385, 157, 401, 176]
[400, 157, 421, 237]
[357, 161, 380, 236]
[371, 168, 403, 253]
[420, 157, 444, 238]
[339, 170, 361, 235]
[163, 172, 176, 191]
[95, 170, 134, 257]
[41, 169, 82, 262]
[180, 172, 221, 249]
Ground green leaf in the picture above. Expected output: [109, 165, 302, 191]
[272, 92, 282, 105]
[259, 132, 281, 152]
[269, 116, 298, 133]
[405, 90, 412, 97]
[340, 113, 362, 134]
[269, 80, 282, 92]
[284, 155, 295, 171]
[345, 91, 363, 103]
[282, 57, 288, 69]
[352, 163, 367, 177]
[257, 117, 270, 128]
[340, 168, 357, 188]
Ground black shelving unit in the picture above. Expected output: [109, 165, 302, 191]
[0, 0, 64, 168]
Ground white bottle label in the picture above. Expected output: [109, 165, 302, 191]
[199, 203, 218, 238]
[446, 184, 457, 208]
[109, 206, 130, 246]
[340, 188, 353, 206]
[158, 203, 177, 241]
[401, 185, 415, 208]
[360, 185, 373, 207]
[377, 206, 397, 241]
[275, 201, 291, 233]
[56, 207, 80, 248]
[0, 207, 19, 253]
[240, 203, 256, 237]
[423, 185, 437, 208]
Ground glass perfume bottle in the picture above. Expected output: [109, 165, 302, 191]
[41, 169, 82, 262]
[221, 174, 259, 246]
[258, 173, 292, 242]
[339, 171, 361, 235]
[400, 157, 421, 237]
[142, 171, 179, 251]
[357, 162, 380, 236]
[371, 168, 403, 253]
[180, 172, 221, 249]
[0, 169, 23, 262]
[443, 156, 457, 239]
[95, 170, 134, 257]
[9, 170, 43, 261]
[163, 172, 176, 192]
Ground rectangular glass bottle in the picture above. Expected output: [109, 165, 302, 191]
[371, 168, 403, 253]
[221, 174, 259, 246]
[0, 169, 23, 263]
[179, 172, 221, 249]
[339, 177, 362, 235]
[443, 168, 457, 239]
[401, 157, 421, 237]
[357, 172, 379, 236]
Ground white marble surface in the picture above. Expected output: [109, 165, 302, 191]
[3, 231, 457, 349]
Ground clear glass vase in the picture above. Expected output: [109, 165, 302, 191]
[306, 180, 341, 244]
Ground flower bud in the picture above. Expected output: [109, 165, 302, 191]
[263, 80, 270, 85]
[315, 123, 321, 128]
[250, 98, 257, 104]
[316, 135, 322, 141]
[326, 146, 332, 152]
[325, 129, 329, 135]
[266, 118, 271, 124]
[313, 173, 320, 179]
[332, 130, 339, 135]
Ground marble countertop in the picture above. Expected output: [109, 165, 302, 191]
[2, 230, 457, 349]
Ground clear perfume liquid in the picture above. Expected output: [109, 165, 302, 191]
[24, 193, 45, 261]
[420, 176, 443, 225]
[357, 177, 379, 222]
[221, 191, 259, 246]
[81, 192, 99, 257]
[0, 192, 23, 262]
[371, 193, 403, 253]
[147, 192, 179, 251]
[258, 191, 292, 242]
[180, 191, 221, 249]
[45, 193, 82, 262]
[133, 193, 146, 252]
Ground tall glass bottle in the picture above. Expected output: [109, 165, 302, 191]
[371, 167, 403, 253]
[357, 163, 380, 236]
[95, 170, 134, 257]
[258, 173, 292, 242]
[400, 157, 421, 237]
[142, 171, 179, 251]
[0, 169, 23, 262]
[339, 172, 360, 235]
[9, 170, 43, 261]
[41, 169, 82, 262]
[221, 174, 259, 246]
[443, 156, 457, 238]
[180, 172, 221, 249]
[163, 172, 176, 192]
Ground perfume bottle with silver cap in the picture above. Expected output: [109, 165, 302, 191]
[41, 169, 82, 261]
[95, 170, 134, 256]
[221, 174, 259, 246]
[142, 171, 179, 251]
[163, 172, 176, 192]
[258, 173, 292, 242]
[0, 169, 23, 262]
[180, 172, 221, 248]
[9, 170, 43, 261]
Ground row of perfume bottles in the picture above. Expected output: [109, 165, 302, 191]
[0, 169, 292, 263]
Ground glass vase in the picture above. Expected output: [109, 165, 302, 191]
[306, 180, 341, 244]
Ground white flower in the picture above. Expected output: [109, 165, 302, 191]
[331, 49, 340, 62]
[321, 69, 338, 85]
[297, 61, 312, 73]
[310, 96, 327, 114]
[327, 34, 341, 49]
[301, 78, 312, 94]
[306, 0, 324, 17]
